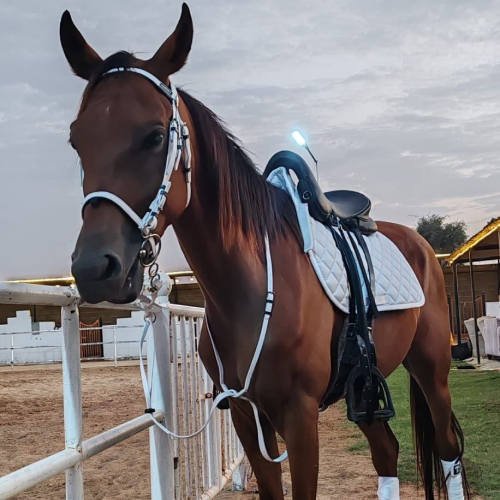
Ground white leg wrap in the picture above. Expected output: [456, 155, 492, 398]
[378, 477, 400, 500]
[441, 458, 465, 500]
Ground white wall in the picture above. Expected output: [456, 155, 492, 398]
[486, 301, 500, 319]
[0, 310, 60, 364]
[0, 305, 193, 365]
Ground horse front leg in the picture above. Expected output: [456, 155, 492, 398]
[276, 395, 320, 500]
[230, 400, 285, 500]
[357, 420, 400, 499]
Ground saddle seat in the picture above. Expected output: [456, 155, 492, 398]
[264, 150, 378, 235]
[324, 190, 378, 235]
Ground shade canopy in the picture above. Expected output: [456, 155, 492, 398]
[447, 218, 500, 264]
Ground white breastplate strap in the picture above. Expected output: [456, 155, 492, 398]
[81, 67, 192, 244]
[138, 235, 288, 463]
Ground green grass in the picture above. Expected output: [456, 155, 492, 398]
[344, 366, 500, 500]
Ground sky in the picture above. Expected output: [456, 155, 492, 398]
[1, 0, 500, 279]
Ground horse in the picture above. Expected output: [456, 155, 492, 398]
[60, 5, 470, 499]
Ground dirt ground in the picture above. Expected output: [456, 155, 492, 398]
[218, 405, 424, 500]
[0, 363, 454, 499]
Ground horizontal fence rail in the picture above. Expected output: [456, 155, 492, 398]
[0, 282, 245, 499]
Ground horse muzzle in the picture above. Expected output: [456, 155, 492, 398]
[71, 250, 143, 304]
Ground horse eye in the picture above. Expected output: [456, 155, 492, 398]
[144, 131, 165, 149]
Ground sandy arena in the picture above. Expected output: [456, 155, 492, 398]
[1, 363, 433, 499]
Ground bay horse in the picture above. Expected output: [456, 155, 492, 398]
[60, 5, 469, 499]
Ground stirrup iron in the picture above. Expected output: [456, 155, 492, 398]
[345, 365, 395, 423]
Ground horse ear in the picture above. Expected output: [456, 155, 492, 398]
[60, 11, 103, 80]
[145, 3, 193, 82]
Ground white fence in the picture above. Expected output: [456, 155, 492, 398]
[0, 282, 245, 499]
[0, 311, 202, 366]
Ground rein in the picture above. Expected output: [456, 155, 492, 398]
[79, 67, 287, 463]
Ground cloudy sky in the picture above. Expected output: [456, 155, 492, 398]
[1, 0, 500, 279]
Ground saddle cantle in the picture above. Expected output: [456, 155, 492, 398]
[263, 150, 377, 235]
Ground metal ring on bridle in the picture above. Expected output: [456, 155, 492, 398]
[139, 234, 162, 267]
[148, 262, 160, 280]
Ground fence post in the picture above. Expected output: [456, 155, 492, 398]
[61, 303, 84, 500]
[232, 461, 247, 492]
[10, 335, 14, 370]
[148, 308, 175, 500]
[113, 326, 117, 368]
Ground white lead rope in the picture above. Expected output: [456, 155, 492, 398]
[138, 236, 288, 463]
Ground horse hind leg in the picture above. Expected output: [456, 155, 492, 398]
[357, 420, 401, 499]
[405, 309, 471, 500]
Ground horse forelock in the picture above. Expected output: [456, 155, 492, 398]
[78, 51, 138, 114]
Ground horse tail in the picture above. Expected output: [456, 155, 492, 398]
[410, 375, 470, 500]
[410, 375, 440, 499]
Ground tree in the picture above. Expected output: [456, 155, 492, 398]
[415, 214, 467, 253]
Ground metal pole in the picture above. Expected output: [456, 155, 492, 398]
[61, 303, 84, 499]
[179, 317, 192, 498]
[469, 252, 481, 365]
[304, 145, 319, 182]
[148, 308, 175, 500]
[10, 335, 14, 370]
[113, 326, 117, 368]
[497, 257, 500, 300]
[481, 291, 486, 316]
[452, 263, 462, 344]
[447, 293, 453, 337]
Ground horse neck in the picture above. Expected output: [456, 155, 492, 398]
[172, 152, 266, 327]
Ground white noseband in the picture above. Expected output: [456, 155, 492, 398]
[80, 67, 192, 266]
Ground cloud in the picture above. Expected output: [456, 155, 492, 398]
[1, 0, 500, 278]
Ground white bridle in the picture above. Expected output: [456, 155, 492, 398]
[80, 67, 192, 266]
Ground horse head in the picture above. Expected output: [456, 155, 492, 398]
[60, 4, 194, 303]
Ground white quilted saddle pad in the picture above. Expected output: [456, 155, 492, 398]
[267, 167, 425, 314]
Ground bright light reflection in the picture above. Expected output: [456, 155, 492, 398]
[292, 130, 306, 146]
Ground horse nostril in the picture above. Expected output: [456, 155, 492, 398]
[71, 253, 123, 283]
[101, 254, 122, 280]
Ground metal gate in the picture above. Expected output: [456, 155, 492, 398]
[0, 282, 245, 499]
[79, 319, 103, 359]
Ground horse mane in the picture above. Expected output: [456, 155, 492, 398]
[178, 89, 301, 254]
[82, 51, 302, 254]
